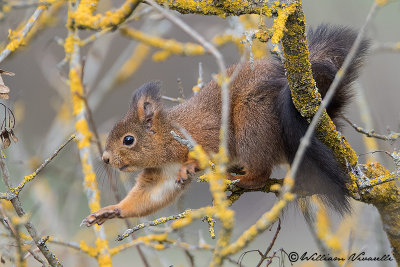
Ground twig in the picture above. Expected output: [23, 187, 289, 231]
[203, 216, 216, 239]
[255, 219, 281, 267]
[238, 249, 263, 266]
[45, 237, 81, 252]
[162, 96, 184, 103]
[372, 42, 400, 53]
[117, 209, 192, 241]
[10, 134, 75, 197]
[226, 256, 244, 267]
[192, 62, 204, 94]
[0, 151, 63, 266]
[25, 248, 47, 267]
[171, 130, 194, 151]
[343, 116, 399, 141]
[177, 78, 185, 99]
[176, 195, 195, 267]
[7, 1, 51, 9]
[14, 223, 25, 267]
[0, 6, 45, 63]
[0, 206, 47, 266]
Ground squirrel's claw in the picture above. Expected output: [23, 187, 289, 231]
[176, 176, 186, 185]
[176, 161, 199, 185]
[81, 206, 121, 227]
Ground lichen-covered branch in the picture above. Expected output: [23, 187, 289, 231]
[71, 0, 141, 30]
[117, 209, 192, 241]
[67, 1, 112, 266]
[155, 0, 288, 17]
[120, 27, 205, 60]
[0, 5, 46, 63]
[0, 152, 63, 266]
[280, 0, 400, 262]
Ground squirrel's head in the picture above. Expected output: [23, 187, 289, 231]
[102, 81, 175, 171]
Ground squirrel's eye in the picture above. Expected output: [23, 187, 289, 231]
[123, 135, 135, 146]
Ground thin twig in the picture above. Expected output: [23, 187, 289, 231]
[10, 134, 75, 197]
[0, 206, 46, 266]
[9, 1, 51, 9]
[0, 151, 63, 266]
[25, 248, 47, 267]
[371, 42, 400, 53]
[0, 6, 45, 63]
[162, 95, 184, 103]
[171, 130, 194, 151]
[117, 209, 192, 241]
[14, 224, 25, 267]
[343, 116, 399, 141]
[255, 219, 281, 267]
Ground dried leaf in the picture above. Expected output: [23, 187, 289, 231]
[0, 74, 10, 99]
[0, 69, 15, 76]
[9, 130, 18, 143]
[0, 130, 17, 149]
[2, 136, 10, 149]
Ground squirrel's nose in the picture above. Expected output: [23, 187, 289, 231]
[102, 151, 110, 164]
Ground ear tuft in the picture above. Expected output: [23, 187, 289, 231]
[131, 81, 162, 107]
[130, 81, 162, 131]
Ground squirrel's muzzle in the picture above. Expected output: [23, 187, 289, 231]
[102, 151, 110, 164]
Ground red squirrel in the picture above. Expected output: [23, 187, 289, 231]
[82, 25, 368, 226]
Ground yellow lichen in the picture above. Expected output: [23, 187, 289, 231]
[69, 68, 84, 115]
[2, 5, 11, 13]
[80, 240, 98, 257]
[314, 199, 342, 253]
[72, 0, 140, 30]
[115, 43, 150, 83]
[269, 183, 281, 192]
[81, 153, 100, 212]
[271, 3, 298, 44]
[64, 33, 76, 55]
[75, 119, 93, 149]
[5, 29, 24, 52]
[376, 0, 388, 6]
[120, 27, 205, 59]
[189, 145, 209, 169]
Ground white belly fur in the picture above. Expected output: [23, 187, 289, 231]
[150, 163, 182, 203]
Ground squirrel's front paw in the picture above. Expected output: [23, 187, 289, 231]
[176, 161, 199, 185]
[81, 206, 121, 227]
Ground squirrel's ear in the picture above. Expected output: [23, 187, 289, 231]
[130, 81, 162, 130]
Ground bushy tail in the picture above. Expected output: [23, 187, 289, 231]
[276, 24, 369, 214]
